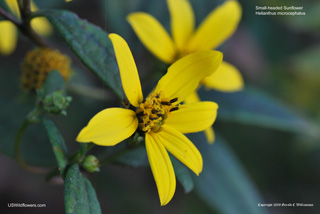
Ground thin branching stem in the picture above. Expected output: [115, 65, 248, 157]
[46, 143, 95, 182]
[14, 107, 45, 173]
[0, 0, 49, 47]
[14, 120, 30, 168]
[67, 84, 115, 101]
[0, 7, 20, 25]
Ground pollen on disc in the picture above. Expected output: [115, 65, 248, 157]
[20, 48, 72, 92]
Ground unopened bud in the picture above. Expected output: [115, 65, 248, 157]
[82, 155, 100, 173]
[43, 91, 72, 115]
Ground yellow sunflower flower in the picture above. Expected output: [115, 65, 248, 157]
[76, 33, 223, 205]
[0, 0, 52, 55]
[128, 0, 243, 92]
[127, 0, 243, 143]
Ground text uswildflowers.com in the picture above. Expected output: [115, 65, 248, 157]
[7, 203, 46, 208]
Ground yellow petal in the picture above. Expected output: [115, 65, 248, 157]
[0, 21, 17, 55]
[167, 0, 194, 52]
[184, 91, 200, 104]
[166, 101, 218, 133]
[109, 33, 143, 107]
[127, 12, 177, 64]
[29, 0, 52, 36]
[155, 125, 203, 175]
[187, 0, 242, 52]
[76, 108, 138, 146]
[155, 50, 223, 103]
[202, 61, 244, 92]
[30, 0, 38, 11]
[145, 133, 176, 206]
[183, 93, 216, 144]
[5, 0, 20, 19]
[31, 18, 53, 36]
[204, 127, 215, 144]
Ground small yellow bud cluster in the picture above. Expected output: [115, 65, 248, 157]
[136, 92, 179, 133]
[21, 48, 72, 91]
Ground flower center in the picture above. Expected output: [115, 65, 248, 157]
[136, 92, 179, 133]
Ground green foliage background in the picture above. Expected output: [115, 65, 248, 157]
[0, 0, 319, 213]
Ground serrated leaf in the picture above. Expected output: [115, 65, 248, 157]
[43, 118, 68, 176]
[199, 86, 311, 133]
[64, 164, 101, 214]
[189, 133, 266, 214]
[37, 9, 124, 98]
[171, 156, 194, 193]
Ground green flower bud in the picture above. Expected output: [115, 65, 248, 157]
[82, 155, 100, 173]
[43, 91, 72, 115]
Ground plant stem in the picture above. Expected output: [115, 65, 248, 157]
[14, 120, 30, 168]
[46, 143, 95, 181]
[19, 0, 31, 19]
[67, 84, 115, 101]
[1, 0, 48, 47]
[14, 107, 43, 173]
[18, 0, 49, 47]
[18, 24, 49, 47]
[0, 7, 20, 25]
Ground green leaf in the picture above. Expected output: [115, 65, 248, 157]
[37, 9, 124, 98]
[199, 86, 311, 133]
[115, 145, 194, 193]
[64, 164, 89, 214]
[83, 178, 102, 214]
[64, 164, 101, 214]
[43, 118, 68, 176]
[41, 70, 65, 96]
[171, 156, 194, 193]
[189, 133, 266, 214]
[79, 143, 89, 158]
[115, 146, 149, 167]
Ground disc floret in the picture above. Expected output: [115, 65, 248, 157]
[136, 92, 179, 133]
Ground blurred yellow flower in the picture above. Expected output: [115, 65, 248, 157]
[128, 0, 244, 143]
[76, 34, 222, 205]
[0, 0, 52, 55]
[21, 47, 72, 91]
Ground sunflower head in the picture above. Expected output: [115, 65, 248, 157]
[21, 48, 72, 91]
[136, 92, 179, 133]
